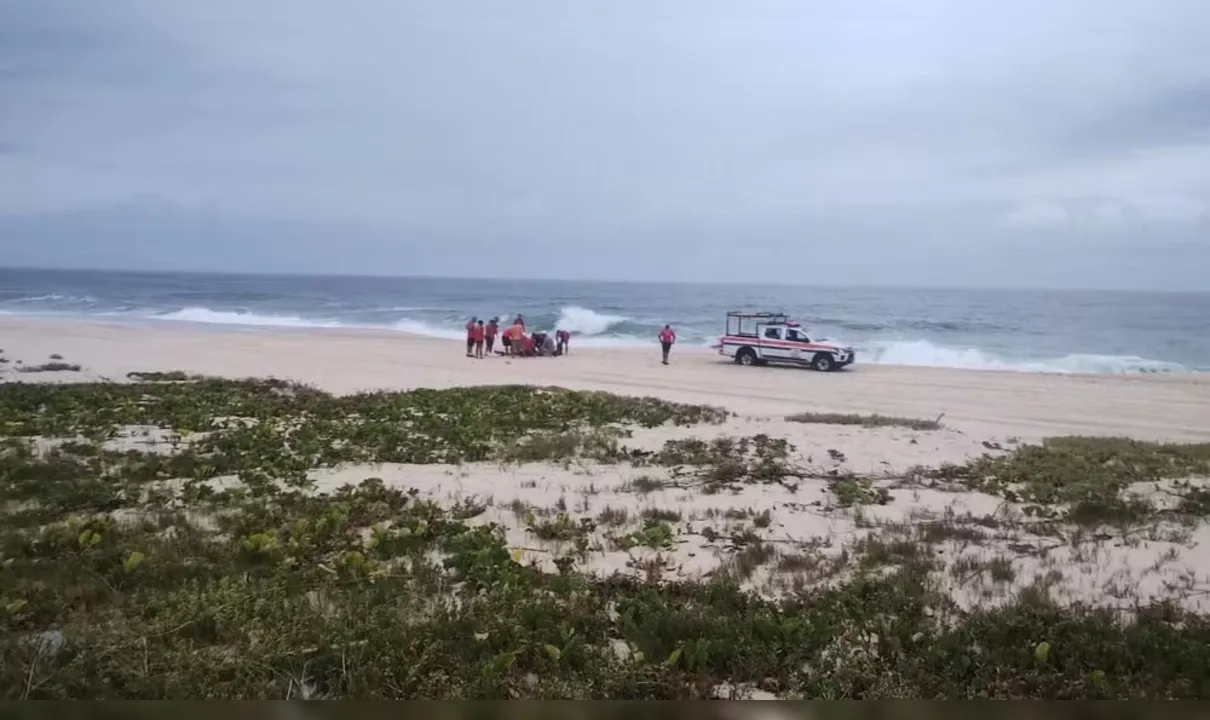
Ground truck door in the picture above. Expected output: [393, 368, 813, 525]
[784, 328, 812, 363]
[761, 326, 788, 360]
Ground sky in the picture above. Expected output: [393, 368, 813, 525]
[1, 0, 1209, 290]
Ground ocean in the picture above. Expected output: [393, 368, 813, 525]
[1, 267, 1208, 374]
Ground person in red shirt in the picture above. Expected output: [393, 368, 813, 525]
[465, 316, 478, 357]
[471, 320, 486, 358]
[503, 322, 523, 356]
[485, 318, 499, 354]
[501, 322, 514, 355]
[658, 324, 676, 365]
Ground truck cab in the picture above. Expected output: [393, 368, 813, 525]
[718, 311, 855, 372]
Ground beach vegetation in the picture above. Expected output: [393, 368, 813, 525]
[786, 411, 943, 430]
[640, 507, 682, 523]
[16, 362, 81, 373]
[596, 506, 629, 527]
[3, 377, 1210, 698]
[125, 370, 207, 382]
[928, 435, 1210, 525]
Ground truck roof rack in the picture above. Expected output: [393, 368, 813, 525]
[726, 311, 789, 320]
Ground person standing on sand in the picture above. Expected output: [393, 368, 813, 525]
[556, 329, 570, 355]
[658, 324, 676, 365]
[485, 318, 499, 354]
[472, 320, 486, 359]
[465, 316, 478, 357]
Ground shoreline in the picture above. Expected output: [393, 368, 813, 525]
[2, 314, 1209, 442]
[3, 312, 1207, 378]
[1, 308, 1203, 374]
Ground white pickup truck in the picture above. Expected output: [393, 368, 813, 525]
[716, 311, 855, 371]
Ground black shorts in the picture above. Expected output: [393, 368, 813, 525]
[466, 338, 475, 352]
[502, 336, 512, 348]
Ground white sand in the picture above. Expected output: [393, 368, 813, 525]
[297, 457, 1210, 612]
[5, 315, 1210, 610]
[2, 315, 1208, 442]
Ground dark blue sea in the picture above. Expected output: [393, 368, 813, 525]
[2, 267, 1208, 374]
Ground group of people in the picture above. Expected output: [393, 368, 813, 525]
[464, 315, 572, 358]
[464, 314, 679, 363]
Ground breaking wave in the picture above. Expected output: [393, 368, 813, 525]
[553, 305, 629, 336]
[154, 307, 348, 329]
[859, 339, 1189, 374]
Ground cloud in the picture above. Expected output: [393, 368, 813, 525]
[1001, 195, 1207, 232]
[1, 0, 1209, 288]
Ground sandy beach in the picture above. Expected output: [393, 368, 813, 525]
[3, 315, 1208, 442]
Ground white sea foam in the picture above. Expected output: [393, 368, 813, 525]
[554, 305, 628, 335]
[154, 307, 348, 329]
[860, 339, 1188, 374]
[390, 318, 465, 340]
[5, 294, 98, 305]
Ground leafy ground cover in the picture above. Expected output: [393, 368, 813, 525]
[16, 363, 82, 374]
[3, 377, 1210, 698]
[785, 411, 943, 431]
[925, 435, 1210, 526]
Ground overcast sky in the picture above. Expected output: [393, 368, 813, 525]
[2, 0, 1209, 289]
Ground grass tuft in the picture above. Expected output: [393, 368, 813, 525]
[17, 362, 82, 373]
[786, 411, 942, 431]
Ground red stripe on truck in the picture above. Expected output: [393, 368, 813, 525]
[720, 335, 838, 351]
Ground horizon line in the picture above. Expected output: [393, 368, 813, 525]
[0, 263, 1206, 296]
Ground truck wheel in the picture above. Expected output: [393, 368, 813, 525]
[811, 353, 835, 372]
[736, 348, 757, 366]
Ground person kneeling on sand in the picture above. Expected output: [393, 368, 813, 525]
[541, 332, 557, 357]
[530, 331, 548, 356]
[519, 333, 535, 356]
